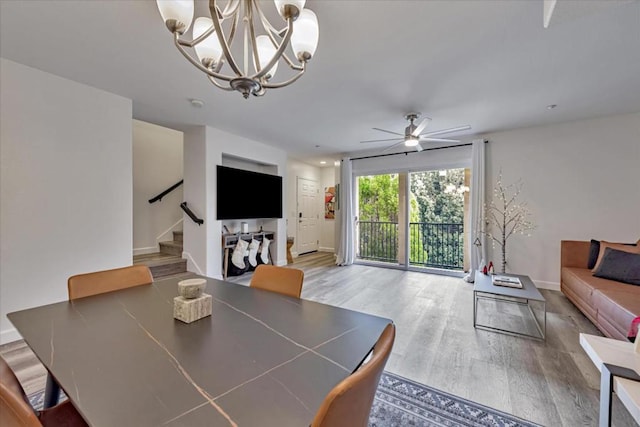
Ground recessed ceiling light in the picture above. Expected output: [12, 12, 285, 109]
[190, 98, 205, 108]
[320, 161, 327, 165]
[546, 104, 557, 110]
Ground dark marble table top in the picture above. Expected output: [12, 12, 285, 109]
[8, 275, 392, 426]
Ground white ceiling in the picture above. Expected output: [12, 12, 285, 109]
[1, 1, 639, 165]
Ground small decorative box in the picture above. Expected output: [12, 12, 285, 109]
[173, 279, 212, 323]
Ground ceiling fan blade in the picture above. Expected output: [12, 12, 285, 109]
[360, 138, 403, 144]
[415, 143, 424, 152]
[381, 141, 407, 153]
[420, 125, 471, 138]
[411, 117, 431, 137]
[372, 127, 404, 136]
[419, 137, 461, 143]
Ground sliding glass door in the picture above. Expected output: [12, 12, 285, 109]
[356, 173, 399, 265]
[408, 168, 467, 272]
[355, 168, 469, 275]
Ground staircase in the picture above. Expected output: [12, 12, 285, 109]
[133, 230, 187, 279]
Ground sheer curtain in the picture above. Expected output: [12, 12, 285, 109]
[336, 157, 355, 266]
[464, 140, 486, 282]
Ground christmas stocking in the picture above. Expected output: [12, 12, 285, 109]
[248, 239, 260, 268]
[259, 237, 271, 264]
[231, 239, 249, 269]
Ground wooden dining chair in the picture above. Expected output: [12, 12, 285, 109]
[0, 357, 88, 427]
[249, 264, 304, 298]
[67, 265, 153, 300]
[311, 323, 396, 427]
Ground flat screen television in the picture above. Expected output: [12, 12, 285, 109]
[216, 165, 283, 220]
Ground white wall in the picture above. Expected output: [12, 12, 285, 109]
[483, 112, 640, 288]
[0, 58, 133, 343]
[183, 126, 288, 279]
[133, 120, 183, 254]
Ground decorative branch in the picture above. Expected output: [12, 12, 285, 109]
[481, 171, 535, 273]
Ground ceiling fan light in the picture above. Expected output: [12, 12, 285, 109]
[291, 9, 319, 62]
[157, 0, 194, 34]
[404, 136, 419, 147]
[274, 0, 306, 19]
[255, 35, 279, 79]
[193, 17, 223, 67]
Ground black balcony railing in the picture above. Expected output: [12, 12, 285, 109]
[357, 221, 464, 270]
[409, 222, 464, 270]
[358, 221, 398, 263]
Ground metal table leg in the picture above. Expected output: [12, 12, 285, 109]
[43, 373, 61, 409]
[599, 363, 640, 427]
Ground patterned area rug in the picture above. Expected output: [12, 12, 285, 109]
[371, 372, 541, 427]
[29, 372, 540, 427]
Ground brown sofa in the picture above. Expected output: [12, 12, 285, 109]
[561, 240, 640, 340]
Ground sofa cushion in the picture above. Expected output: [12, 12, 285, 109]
[593, 248, 640, 286]
[592, 241, 640, 272]
[587, 239, 601, 269]
[587, 240, 639, 269]
[561, 267, 638, 306]
[593, 288, 640, 338]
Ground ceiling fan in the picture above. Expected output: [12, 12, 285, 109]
[360, 113, 471, 152]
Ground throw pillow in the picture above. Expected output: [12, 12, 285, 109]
[231, 239, 249, 269]
[259, 237, 271, 264]
[248, 239, 260, 268]
[593, 248, 640, 286]
[587, 239, 600, 270]
[588, 239, 638, 269]
[592, 241, 640, 272]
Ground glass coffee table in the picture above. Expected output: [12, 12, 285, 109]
[473, 271, 546, 341]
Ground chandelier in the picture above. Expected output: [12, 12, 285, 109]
[156, 0, 319, 98]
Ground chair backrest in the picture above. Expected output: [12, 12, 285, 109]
[68, 265, 153, 300]
[0, 356, 41, 427]
[250, 265, 304, 298]
[311, 323, 396, 427]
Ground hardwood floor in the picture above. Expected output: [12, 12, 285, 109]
[2, 252, 636, 426]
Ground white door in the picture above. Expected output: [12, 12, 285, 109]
[297, 177, 319, 254]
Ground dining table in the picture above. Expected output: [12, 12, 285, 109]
[8, 273, 392, 426]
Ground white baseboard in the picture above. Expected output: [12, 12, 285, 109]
[319, 247, 335, 253]
[0, 328, 22, 345]
[133, 246, 158, 256]
[533, 280, 560, 291]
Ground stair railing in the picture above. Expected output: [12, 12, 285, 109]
[180, 202, 204, 226]
[148, 180, 183, 203]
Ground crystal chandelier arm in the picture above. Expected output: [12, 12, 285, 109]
[210, 0, 243, 77]
[173, 33, 234, 82]
[262, 63, 306, 88]
[249, 17, 293, 80]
